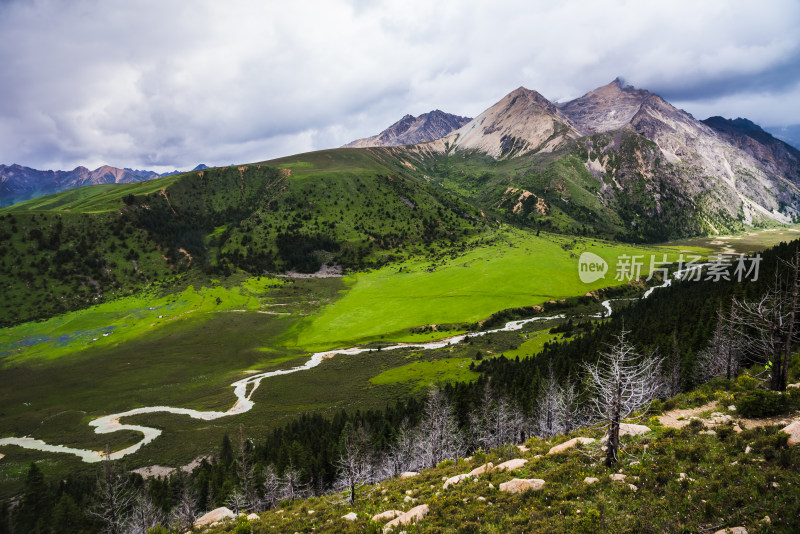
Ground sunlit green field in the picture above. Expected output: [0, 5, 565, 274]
[286, 229, 683, 350]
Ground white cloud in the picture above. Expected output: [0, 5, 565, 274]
[0, 0, 798, 171]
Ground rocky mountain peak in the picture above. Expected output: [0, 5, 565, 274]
[560, 78, 651, 134]
[343, 110, 471, 148]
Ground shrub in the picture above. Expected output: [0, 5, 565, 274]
[737, 389, 791, 418]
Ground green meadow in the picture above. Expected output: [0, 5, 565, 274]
[286, 228, 683, 350]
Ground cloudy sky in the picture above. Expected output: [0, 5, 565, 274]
[1, 0, 799, 172]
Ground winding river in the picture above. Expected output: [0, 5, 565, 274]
[0, 267, 694, 463]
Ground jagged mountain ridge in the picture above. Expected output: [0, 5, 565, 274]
[0, 163, 211, 207]
[412, 79, 800, 230]
[344, 110, 471, 148]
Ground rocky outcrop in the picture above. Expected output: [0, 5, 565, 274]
[547, 437, 595, 455]
[781, 421, 800, 446]
[383, 504, 429, 530]
[194, 507, 235, 527]
[443, 473, 471, 489]
[495, 458, 528, 471]
[372, 510, 404, 522]
[499, 478, 545, 493]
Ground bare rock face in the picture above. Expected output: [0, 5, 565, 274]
[383, 504, 429, 530]
[547, 437, 596, 455]
[437, 87, 580, 158]
[560, 78, 650, 135]
[194, 507, 235, 527]
[498, 478, 546, 493]
[495, 458, 528, 471]
[345, 110, 471, 148]
[443, 473, 471, 489]
[372, 510, 404, 522]
[781, 421, 800, 446]
[469, 462, 493, 476]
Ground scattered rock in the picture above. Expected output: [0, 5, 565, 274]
[399, 471, 419, 479]
[584, 477, 599, 484]
[384, 504, 429, 530]
[787, 383, 800, 389]
[547, 437, 595, 455]
[700, 430, 717, 435]
[246, 513, 260, 521]
[499, 478, 545, 493]
[488, 483, 495, 489]
[678, 473, 687, 480]
[517, 445, 530, 453]
[477, 496, 486, 501]
[405, 490, 414, 495]
[403, 495, 416, 503]
[619, 423, 651, 436]
[780, 421, 800, 446]
[495, 458, 528, 471]
[713, 527, 748, 534]
[609, 474, 626, 482]
[194, 507, 235, 527]
[728, 404, 737, 410]
[371, 510, 403, 522]
[342, 512, 358, 521]
[733, 424, 743, 433]
[762, 516, 771, 524]
[469, 463, 493, 476]
[745, 445, 752, 454]
[443, 473, 471, 489]
[628, 484, 638, 492]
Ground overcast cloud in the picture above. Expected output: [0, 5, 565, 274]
[1, 0, 799, 171]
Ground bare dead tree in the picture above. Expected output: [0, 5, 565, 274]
[559, 375, 586, 434]
[89, 453, 135, 534]
[124, 493, 163, 534]
[333, 423, 373, 504]
[533, 366, 565, 438]
[730, 271, 798, 390]
[381, 418, 417, 477]
[470, 383, 526, 449]
[584, 329, 663, 466]
[225, 488, 248, 516]
[168, 485, 197, 533]
[279, 464, 304, 502]
[256, 465, 281, 512]
[414, 388, 465, 468]
[697, 307, 742, 382]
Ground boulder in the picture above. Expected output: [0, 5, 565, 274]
[628, 484, 638, 492]
[495, 458, 528, 471]
[384, 504, 429, 530]
[609, 473, 626, 482]
[787, 383, 800, 388]
[517, 445, 530, 453]
[781, 421, 800, 446]
[469, 462, 493, 476]
[194, 507, 235, 527]
[371, 510, 403, 522]
[713, 528, 748, 534]
[499, 478, 545, 493]
[399, 471, 419, 479]
[443, 473, 471, 489]
[583, 477, 599, 484]
[246, 513, 260, 521]
[342, 512, 358, 521]
[547, 437, 595, 455]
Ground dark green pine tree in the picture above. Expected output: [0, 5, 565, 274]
[15, 463, 52, 534]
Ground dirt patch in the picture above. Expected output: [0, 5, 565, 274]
[658, 400, 800, 430]
[283, 264, 343, 278]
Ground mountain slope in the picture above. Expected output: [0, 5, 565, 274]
[344, 110, 471, 148]
[0, 164, 158, 207]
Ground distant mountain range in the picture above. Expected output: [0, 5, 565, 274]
[344, 110, 471, 148]
[0, 163, 209, 207]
